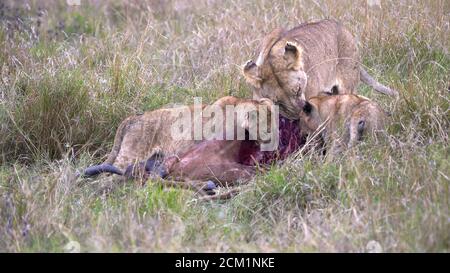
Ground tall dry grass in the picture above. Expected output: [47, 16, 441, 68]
[0, 0, 448, 252]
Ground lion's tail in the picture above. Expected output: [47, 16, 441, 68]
[360, 67, 398, 97]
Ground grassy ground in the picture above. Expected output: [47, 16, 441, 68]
[0, 0, 448, 252]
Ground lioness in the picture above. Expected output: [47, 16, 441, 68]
[298, 94, 387, 152]
[243, 19, 397, 119]
[83, 96, 276, 179]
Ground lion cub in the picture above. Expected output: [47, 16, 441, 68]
[83, 96, 275, 177]
[298, 94, 387, 152]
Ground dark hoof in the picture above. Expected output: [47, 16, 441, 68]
[124, 154, 168, 180]
[158, 168, 168, 178]
[203, 180, 217, 195]
[205, 180, 217, 191]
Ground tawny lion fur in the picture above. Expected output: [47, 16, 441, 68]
[243, 19, 397, 119]
[104, 96, 274, 172]
[298, 94, 387, 152]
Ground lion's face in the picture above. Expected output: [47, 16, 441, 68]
[297, 98, 322, 137]
[243, 39, 307, 119]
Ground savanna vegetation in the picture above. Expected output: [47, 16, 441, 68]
[0, 0, 448, 252]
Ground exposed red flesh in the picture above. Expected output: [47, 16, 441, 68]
[238, 116, 305, 166]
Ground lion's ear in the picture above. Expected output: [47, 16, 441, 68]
[297, 99, 313, 115]
[284, 41, 303, 70]
[302, 101, 313, 115]
[242, 60, 262, 88]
